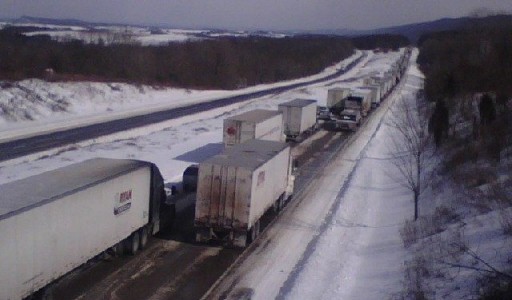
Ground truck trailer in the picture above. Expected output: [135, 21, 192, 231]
[326, 87, 351, 116]
[345, 89, 372, 117]
[0, 158, 168, 300]
[195, 139, 294, 247]
[223, 109, 283, 147]
[362, 85, 382, 108]
[337, 108, 362, 131]
[278, 98, 318, 142]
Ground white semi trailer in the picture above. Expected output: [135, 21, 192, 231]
[337, 108, 361, 131]
[345, 89, 372, 117]
[278, 98, 318, 142]
[0, 158, 169, 300]
[195, 139, 294, 247]
[326, 87, 351, 115]
[362, 85, 382, 108]
[223, 109, 283, 147]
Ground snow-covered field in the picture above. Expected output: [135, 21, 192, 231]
[2, 21, 289, 45]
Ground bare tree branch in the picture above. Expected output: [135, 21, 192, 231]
[436, 241, 512, 280]
[387, 92, 434, 220]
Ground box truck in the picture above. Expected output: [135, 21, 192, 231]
[278, 98, 318, 142]
[326, 87, 351, 116]
[362, 85, 382, 108]
[223, 109, 283, 146]
[0, 158, 169, 300]
[195, 139, 294, 247]
[346, 89, 372, 117]
[337, 108, 362, 131]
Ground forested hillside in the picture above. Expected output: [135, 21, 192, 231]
[418, 21, 512, 162]
[402, 19, 512, 299]
[0, 28, 354, 89]
[0, 26, 411, 89]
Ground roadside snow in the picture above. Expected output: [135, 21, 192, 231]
[285, 92, 415, 300]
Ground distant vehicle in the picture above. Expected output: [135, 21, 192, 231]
[337, 108, 361, 131]
[278, 98, 318, 142]
[316, 105, 332, 121]
[345, 90, 372, 117]
[361, 85, 382, 108]
[195, 139, 295, 247]
[223, 109, 283, 147]
[0, 158, 172, 300]
[183, 164, 199, 192]
[327, 87, 350, 116]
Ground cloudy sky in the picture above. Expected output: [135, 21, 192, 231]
[1, 0, 511, 31]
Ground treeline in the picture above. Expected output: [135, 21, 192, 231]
[350, 34, 409, 51]
[412, 18, 512, 299]
[418, 23, 512, 154]
[418, 28, 512, 103]
[0, 28, 354, 89]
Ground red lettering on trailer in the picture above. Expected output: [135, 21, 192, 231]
[227, 126, 236, 135]
[119, 189, 132, 203]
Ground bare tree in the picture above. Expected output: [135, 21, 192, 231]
[388, 91, 433, 221]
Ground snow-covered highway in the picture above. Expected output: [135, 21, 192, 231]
[0, 48, 416, 300]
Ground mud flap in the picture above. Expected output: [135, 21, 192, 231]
[195, 227, 211, 243]
[233, 231, 248, 248]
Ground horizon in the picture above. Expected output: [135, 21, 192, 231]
[2, 13, 511, 34]
[1, 1, 511, 32]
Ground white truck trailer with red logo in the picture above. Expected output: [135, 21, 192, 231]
[0, 158, 168, 300]
[222, 109, 283, 147]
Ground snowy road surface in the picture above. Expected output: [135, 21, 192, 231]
[205, 50, 422, 300]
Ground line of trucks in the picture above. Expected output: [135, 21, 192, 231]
[196, 98, 318, 247]
[0, 48, 411, 299]
[0, 98, 318, 300]
[324, 48, 411, 131]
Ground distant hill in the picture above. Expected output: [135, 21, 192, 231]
[13, 15, 95, 27]
[7, 14, 512, 44]
[314, 14, 512, 44]
[370, 14, 512, 43]
[11, 15, 141, 28]
[369, 18, 470, 43]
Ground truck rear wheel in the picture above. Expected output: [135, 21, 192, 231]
[255, 220, 260, 236]
[273, 194, 285, 213]
[247, 228, 256, 244]
[125, 231, 140, 255]
[273, 199, 280, 214]
[139, 226, 149, 250]
[112, 242, 125, 256]
[247, 220, 260, 244]
[196, 228, 210, 243]
[278, 194, 285, 211]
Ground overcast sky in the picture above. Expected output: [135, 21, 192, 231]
[1, 0, 512, 31]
